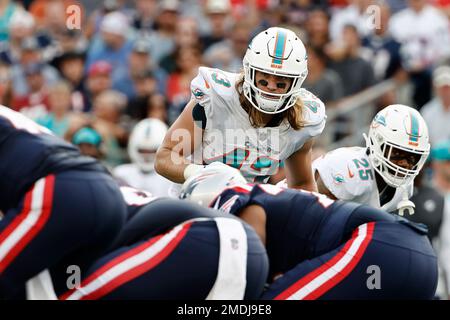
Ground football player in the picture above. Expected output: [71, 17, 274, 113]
[180, 166, 438, 300]
[278, 104, 430, 215]
[114, 118, 174, 197]
[155, 27, 326, 191]
[0, 106, 126, 299]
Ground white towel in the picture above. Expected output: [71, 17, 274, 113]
[206, 217, 248, 300]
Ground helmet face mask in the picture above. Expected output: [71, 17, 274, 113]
[135, 147, 158, 172]
[365, 104, 430, 188]
[128, 118, 168, 173]
[242, 27, 308, 114]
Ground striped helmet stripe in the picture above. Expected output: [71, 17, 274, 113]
[272, 31, 287, 66]
[409, 112, 420, 144]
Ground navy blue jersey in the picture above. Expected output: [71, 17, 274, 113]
[214, 183, 397, 278]
[0, 107, 105, 211]
[119, 186, 163, 221]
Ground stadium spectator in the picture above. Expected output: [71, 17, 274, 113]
[167, 45, 202, 124]
[303, 45, 344, 104]
[203, 20, 252, 72]
[408, 165, 448, 299]
[329, 0, 374, 41]
[127, 37, 168, 96]
[361, 2, 403, 80]
[390, 0, 450, 108]
[147, 93, 168, 124]
[12, 62, 50, 119]
[28, 0, 83, 30]
[71, 126, 104, 160]
[430, 140, 450, 299]
[28, 0, 87, 62]
[10, 36, 60, 97]
[200, 0, 232, 50]
[126, 69, 158, 121]
[0, 0, 22, 42]
[146, 0, 180, 64]
[85, 11, 134, 97]
[52, 50, 88, 113]
[131, 0, 158, 34]
[85, 60, 112, 112]
[421, 65, 450, 145]
[284, 0, 326, 28]
[159, 17, 200, 74]
[0, 8, 35, 65]
[327, 24, 376, 96]
[92, 89, 129, 167]
[305, 7, 331, 50]
[36, 81, 74, 138]
[83, 0, 131, 41]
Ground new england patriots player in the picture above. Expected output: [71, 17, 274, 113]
[181, 166, 438, 300]
[279, 104, 430, 215]
[57, 181, 268, 300]
[155, 27, 326, 191]
[0, 106, 127, 299]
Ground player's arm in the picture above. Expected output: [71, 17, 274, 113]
[238, 204, 267, 246]
[314, 170, 338, 200]
[155, 99, 203, 183]
[284, 138, 317, 192]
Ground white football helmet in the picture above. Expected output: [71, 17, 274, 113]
[243, 27, 308, 114]
[179, 162, 247, 207]
[364, 104, 430, 187]
[128, 118, 168, 173]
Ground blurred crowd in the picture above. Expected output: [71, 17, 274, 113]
[0, 0, 450, 297]
[0, 0, 449, 165]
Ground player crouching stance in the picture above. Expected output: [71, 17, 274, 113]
[181, 165, 438, 300]
[58, 183, 268, 300]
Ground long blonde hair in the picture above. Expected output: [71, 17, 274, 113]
[235, 73, 306, 130]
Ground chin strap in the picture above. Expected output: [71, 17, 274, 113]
[396, 184, 415, 216]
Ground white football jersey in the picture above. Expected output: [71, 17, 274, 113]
[311, 146, 413, 212]
[191, 66, 326, 183]
[113, 164, 175, 198]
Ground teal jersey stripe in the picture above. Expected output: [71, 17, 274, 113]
[272, 31, 287, 65]
[409, 112, 420, 142]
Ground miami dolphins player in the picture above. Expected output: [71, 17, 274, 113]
[180, 166, 438, 300]
[155, 27, 326, 191]
[279, 104, 430, 215]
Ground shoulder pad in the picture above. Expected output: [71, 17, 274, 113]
[313, 147, 372, 201]
[299, 89, 327, 127]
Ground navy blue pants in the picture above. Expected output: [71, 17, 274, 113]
[0, 170, 127, 299]
[262, 221, 438, 300]
[59, 219, 269, 300]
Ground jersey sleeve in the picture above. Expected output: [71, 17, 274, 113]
[312, 148, 371, 202]
[291, 89, 327, 152]
[299, 89, 327, 136]
[190, 66, 236, 118]
[190, 67, 212, 109]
